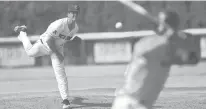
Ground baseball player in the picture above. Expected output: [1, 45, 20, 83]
[14, 4, 81, 109]
[111, 8, 198, 109]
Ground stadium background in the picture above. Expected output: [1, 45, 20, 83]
[1, 1, 206, 109]
[0, 1, 206, 36]
[0, 1, 206, 67]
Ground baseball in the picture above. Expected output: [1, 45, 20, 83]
[115, 22, 123, 29]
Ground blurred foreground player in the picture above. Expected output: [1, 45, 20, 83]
[112, 8, 200, 109]
[14, 4, 82, 109]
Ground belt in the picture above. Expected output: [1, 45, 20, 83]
[39, 38, 52, 53]
[40, 39, 44, 44]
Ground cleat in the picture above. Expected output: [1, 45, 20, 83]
[14, 25, 27, 33]
[14, 25, 27, 41]
[62, 99, 71, 109]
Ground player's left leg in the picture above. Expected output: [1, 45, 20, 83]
[112, 58, 148, 109]
[14, 25, 51, 57]
[50, 47, 70, 109]
[115, 58, 145, 96]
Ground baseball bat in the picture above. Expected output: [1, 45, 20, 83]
[118, 0, 171, 29]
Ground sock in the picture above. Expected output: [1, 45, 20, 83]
[19, 31, 33, 51]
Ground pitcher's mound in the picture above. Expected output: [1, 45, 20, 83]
[36, 95, 113, 109]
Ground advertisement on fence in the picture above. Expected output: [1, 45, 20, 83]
[201, 37, 206, 58]
[94, 42, 132, 63]
[0, 46, 35, 67]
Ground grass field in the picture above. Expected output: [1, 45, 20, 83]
[1, 62, 206, 109]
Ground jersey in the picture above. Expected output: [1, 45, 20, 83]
[40, 17, 79, 49]
[133, 35, 171, 65]
[38, 18, 78, 101]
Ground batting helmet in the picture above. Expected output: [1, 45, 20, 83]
[68, 4, 80, 15]
[163, 8, 180, 30]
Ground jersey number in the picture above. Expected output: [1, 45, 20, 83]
[59, 34, 72, 40]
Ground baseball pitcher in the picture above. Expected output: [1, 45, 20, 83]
[14, 4, 81, 109]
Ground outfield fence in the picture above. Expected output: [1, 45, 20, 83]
[0, 28, 206, 68]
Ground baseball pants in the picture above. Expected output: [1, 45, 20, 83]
[18, 32, 69, 100]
